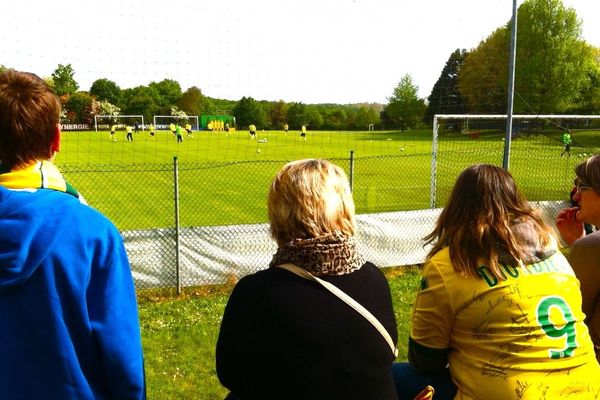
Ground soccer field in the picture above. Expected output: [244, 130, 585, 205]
[55, 128, 598, 231]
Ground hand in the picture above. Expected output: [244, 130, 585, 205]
[556, 207, 585, 246]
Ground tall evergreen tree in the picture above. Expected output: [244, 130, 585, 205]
[425, 49, 467, 124]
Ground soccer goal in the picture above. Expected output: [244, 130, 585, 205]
[430, 114, 600, 209]
[94, 115, 144, 131]
[153, 115, 199, 131]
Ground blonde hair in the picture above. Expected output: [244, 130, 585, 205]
[424, 164, 553, 280]
[268, 159, 356, 245]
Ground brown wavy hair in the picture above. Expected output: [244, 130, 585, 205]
[268, 159, 355, 246]
[424, 164, 553, 280]
[0, 69, 61, 169]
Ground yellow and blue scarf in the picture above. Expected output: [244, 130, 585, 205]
[0, 161, 85, 203]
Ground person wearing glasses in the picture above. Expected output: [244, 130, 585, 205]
[556, 154, 600, 362]
[394, 164, 600, 400]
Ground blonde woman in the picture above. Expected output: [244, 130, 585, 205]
[394, 164, 600, 400]
[217, 159, 398, 400]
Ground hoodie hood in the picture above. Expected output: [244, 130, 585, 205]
[497, 218, 557, 266]
[0, 187, 74, 290]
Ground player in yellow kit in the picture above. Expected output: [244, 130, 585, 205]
[393, 164, 600, 400]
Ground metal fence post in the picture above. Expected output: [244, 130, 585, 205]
[349, 150, 355, 192]
[173, 156, 181, 295]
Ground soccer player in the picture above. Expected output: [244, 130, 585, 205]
[176, 124, 183, 143]
[110, 123, 117, 142]
[561, 129, 572, 157]
[0, 69, 146, 399]
[249, 124, 257, 139]
[185, 122, 193, 138]
[134, 121, 140, 135]
[126, 124, 134, 142]
[300, 124, 307, 141]
[393, 164, 600, 399]
[283, 123, 289, 136]
[170, 122, 177, 136]
[148, 123, 156, 137]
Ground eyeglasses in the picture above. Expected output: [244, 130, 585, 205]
[575, 181, 592, 193]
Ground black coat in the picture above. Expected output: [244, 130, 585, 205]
[216, 262, 399, 400]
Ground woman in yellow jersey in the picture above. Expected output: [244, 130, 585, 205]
[557, 154, 600, 363]
[393, 164, 600, 400]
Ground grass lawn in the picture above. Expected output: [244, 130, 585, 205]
[138, 266, 422, 400]
[54, 128, 599, 231]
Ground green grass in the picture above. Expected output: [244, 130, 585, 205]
[138, 266, 422, 399]
[54, 128, 599, 231]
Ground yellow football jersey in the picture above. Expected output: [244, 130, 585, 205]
[411, 247, 600, 400]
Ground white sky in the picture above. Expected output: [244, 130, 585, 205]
[0, 0, 598, 104]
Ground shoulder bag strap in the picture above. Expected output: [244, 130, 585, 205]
[276, 263, 398, 358]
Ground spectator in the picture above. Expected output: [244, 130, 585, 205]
[216, 159, 398, 400]
[556, 154, 600, 362]
[394, 164, 600, 399]
[0, 69, 146, 399]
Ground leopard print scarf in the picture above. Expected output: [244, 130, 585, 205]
[270, 232, 364, 276]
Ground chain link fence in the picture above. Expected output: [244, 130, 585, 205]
[60, 135, 596, 291]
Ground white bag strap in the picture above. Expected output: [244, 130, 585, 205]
[276, 263, 398, 358]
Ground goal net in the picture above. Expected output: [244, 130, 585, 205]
[430, 114, 600, 209]
[153, 115, 199, 132]
[94, 115, 145, 131]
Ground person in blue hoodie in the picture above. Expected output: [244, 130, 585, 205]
[0, 69, 146, 399]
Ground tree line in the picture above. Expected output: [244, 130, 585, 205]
[2, 0, 598, 131]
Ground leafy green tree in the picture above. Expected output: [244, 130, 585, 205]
[64, 92, 95, 124]
[383, 74, 426, 131]
[232, 96, 267, 128]
[119, 86, 159, 122]
[269, 100, 289, 129]
[459, 0, 596, 114]
[51, 64, 79, 96]
[425, 49, 467, 123]
[322, 107, 348, 130]
[90, 78, 121, 104]
[149, 79, 182, 111]
[349, 105, 380, 130]
[305, 106, 324, 130]
[286, 102, 309, 128]
[458, 27, 509, 113]
[573, 48, 600, 113]
[177, 86, 206, 117]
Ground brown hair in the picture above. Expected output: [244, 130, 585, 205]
[424, 164, 553, 280]
[268, 159, 356, 245]
[574, 154, 600, 194]
[0, 69, 61, 169]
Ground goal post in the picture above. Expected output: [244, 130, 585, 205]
[430, 114, 600, 209]
[153, 115, 199, 131]
[94, 115, 144, 131]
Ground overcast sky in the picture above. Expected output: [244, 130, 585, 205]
[0, 0, 598, 104]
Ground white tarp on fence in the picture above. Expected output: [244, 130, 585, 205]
[124, 201, 566, 288]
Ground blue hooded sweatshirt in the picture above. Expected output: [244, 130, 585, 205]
[0, 186, 146, 399]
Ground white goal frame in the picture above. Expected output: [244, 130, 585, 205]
[94, 115, 144, 131]
[153, 115, 199, 131]
[431, 114, 600, 208]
